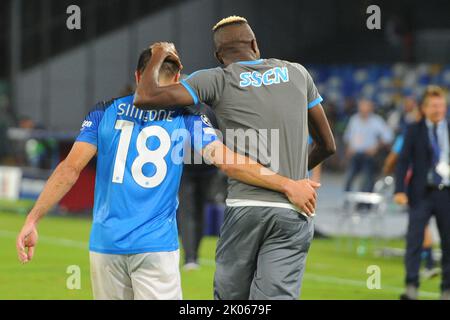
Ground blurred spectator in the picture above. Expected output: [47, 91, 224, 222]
[343, 97, 358, 122]
[387, 96, 419, 135]
[394, 85, 450, 300]
[14, 116, 55, 168]
[383, 105, 439, 281]
[383, 99, 423, 175]
[343, 99, 393, 192]
[19, 117, 42, 167]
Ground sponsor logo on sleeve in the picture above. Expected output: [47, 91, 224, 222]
[81, 120, 93, 130]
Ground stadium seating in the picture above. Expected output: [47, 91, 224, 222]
[308, 63, 450, 110]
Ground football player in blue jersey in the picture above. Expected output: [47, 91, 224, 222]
[16, 46, 311, 300]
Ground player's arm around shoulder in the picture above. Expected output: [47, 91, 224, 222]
[134, 81, 193, 109]
[202, 140, 320, 216]
[133, 42, 194, 109]
[16, 142, 97, 264]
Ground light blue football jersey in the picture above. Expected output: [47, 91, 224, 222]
[76, 94, 217, 254]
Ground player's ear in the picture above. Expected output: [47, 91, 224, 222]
[174, 72, 181, 83]
[135, 71, 140, 85]
[251, 39, 260, 59]
[215, 51, 224, 65]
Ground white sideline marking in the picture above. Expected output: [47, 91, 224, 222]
[1, 230, 440, 298]
[199, 258, 439, 298]
[0, 229, 87, 249]
[303, 273, 439, 298]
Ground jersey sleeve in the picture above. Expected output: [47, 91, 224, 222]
[184, 113, 219, 153]
[305, 70, 323, 109]
[392, 135, 404, 154]
[75, 102, 108, 147]
[180, 68, 226, 107]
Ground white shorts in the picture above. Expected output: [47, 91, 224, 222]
[89, 250, 182, 300]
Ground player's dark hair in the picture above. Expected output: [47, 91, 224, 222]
[136, 48, 180, 78]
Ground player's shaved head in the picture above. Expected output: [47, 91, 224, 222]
[212, 16, 260, 65]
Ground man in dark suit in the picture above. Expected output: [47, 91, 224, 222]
[394, 85, 450, 300]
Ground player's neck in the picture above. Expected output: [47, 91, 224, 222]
[223, 52, 258, 66]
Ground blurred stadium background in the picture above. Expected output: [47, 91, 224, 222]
[0, 0, 449, 299]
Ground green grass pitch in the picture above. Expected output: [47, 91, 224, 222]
[0, 210, 441, 300]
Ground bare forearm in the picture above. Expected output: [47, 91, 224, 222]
[204, 141, 319, 215]
[311, 164, 321, 183]
[208, 143, 291, 194]
[217, 154, 320, 216]
[221, 162, 290, 194]
[308, 146, 334, 171]
[26, 162, 80, 224]
[308, 105, 336, 170]
[134, 50, 166, 108]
